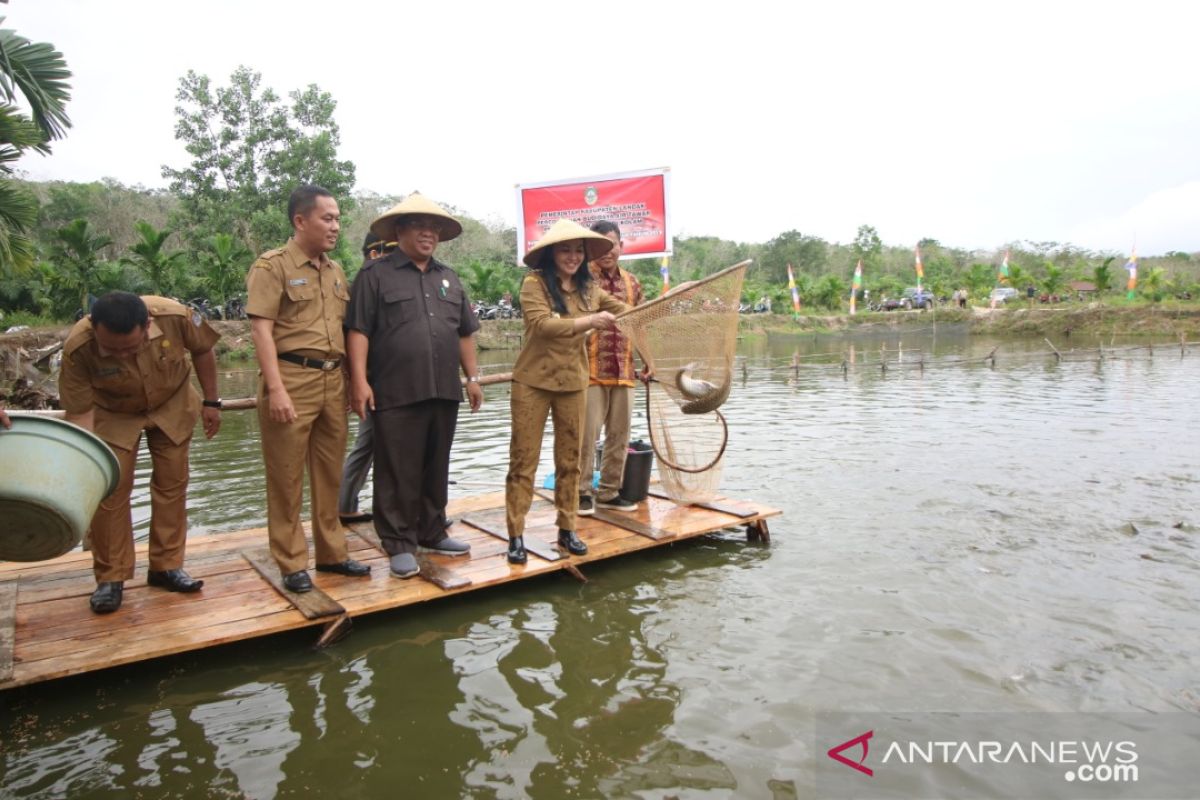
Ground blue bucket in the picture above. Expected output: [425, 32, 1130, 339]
[0, 415, 120, 561]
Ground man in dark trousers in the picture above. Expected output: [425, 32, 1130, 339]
[345, 193, 483, 579]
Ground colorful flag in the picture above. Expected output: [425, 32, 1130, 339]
[787, 263, 801, 314]
[660, 256, 670, 294]
[1125, 248, 1138, 299]
[999, 250, 1010, 284]
[850, 259, 863, 315]
[914, 245, 924, 290]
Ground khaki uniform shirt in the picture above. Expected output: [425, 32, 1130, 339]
[512, 273, 628, 393]
[245, 239, 350, 356]
[344, 252, 480, 410]
[587, 265, 644, 387]
[59, 296, 221, 450]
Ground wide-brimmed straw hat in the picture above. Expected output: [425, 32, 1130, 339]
[369, 192, 463, 242]
[522, 218, 614, 267]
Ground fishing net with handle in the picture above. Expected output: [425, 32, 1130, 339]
[615, 261, 749, 503]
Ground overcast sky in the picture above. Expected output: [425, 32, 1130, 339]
[12, 0, 1200, 255]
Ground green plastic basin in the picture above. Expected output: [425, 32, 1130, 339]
[0, 415, 120, 562]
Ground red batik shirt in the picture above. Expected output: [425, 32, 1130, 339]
[587, 265, 644, 386]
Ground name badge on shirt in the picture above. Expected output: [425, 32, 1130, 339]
[288, 278, 308, 286]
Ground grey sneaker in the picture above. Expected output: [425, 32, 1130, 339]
[389, 552, 420, 579]
[417, 536, 470, 557]
[578, 494, 595, 516]
[596, 494, 638, 511]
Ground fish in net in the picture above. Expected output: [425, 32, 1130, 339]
[615, 261, 749, 503]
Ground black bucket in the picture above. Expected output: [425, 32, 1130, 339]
[619, 439, 654, 502]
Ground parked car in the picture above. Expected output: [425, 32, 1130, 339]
[901, 287, 936, 310]
[989, 287, 1019, 305]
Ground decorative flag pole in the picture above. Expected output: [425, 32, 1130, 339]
[1125, 247, 1138, 300]
[787, 263, 801, 316]
[850, 259, 863, 315]
[914, 245, 924, 292]
[660, 256, 670, 295]
[999, 249, 1010, 284]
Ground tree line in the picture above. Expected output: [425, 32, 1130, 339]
[1, 44, 1196, 324]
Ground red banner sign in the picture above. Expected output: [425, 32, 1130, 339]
[516, 167, 672, 262]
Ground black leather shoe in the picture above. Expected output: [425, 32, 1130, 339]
[339, 510, 373, 524]
[147, 568, 204, 593]
[282, 570, 313, 593]
[558, 528, 588, 556]
[315, 559, 371, 577]
[507, 536, 527, 565]
[90, 581, 124, 614]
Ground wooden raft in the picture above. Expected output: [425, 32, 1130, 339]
[0, 489, 779, 691]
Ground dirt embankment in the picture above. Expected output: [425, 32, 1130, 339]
[741, 304, 1200, 340]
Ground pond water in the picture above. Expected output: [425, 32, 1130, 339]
[3, 325, 1198, 798]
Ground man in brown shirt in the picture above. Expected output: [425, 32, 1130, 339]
[345, 193, 482, 580]
[60, 291, 221, 614]
[579, 221, 646, 515]
[246, 184, 370, 592]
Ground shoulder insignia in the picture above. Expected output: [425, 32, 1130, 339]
[192, 312, 203, 327]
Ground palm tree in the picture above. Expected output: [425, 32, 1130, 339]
[122, 220, 185, 296]
[50, 218, 113, 314]
[1041, 262, 1065, 297]
[1093, 257, 1115, 294]
[197, 232, 249, 305]
[0, 20, 71, 277]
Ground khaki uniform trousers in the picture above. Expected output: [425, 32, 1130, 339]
[578, 384, 633, 499]
[505, 381, 586, 538]
[258, 362, 348, 574]
[90, 425, 190, 582]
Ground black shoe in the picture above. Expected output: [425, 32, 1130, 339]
[507, 536, 527, 565]
[444, 517, 455, 528]
[147, 568, 204, 593]
[90, 581, 124, 614]
[578, 494, 595, 516]
[315, 559, 371, 577]
[558, 528, 588, 556]
[339, 510, 373, 524]
[282, 570, 313, 593]
[596, 494, 638, 511]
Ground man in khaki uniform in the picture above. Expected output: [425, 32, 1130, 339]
[246, 184, 370, 593]
[60, 291, 222, 614]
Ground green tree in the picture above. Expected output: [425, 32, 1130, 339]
[50, 218, 113, 314]
[460, 259, 520, 304]
[966, 263, 995, 299]
[162, 66, 356, 257]
[851, 224, 883, 274]
[121, 220, 185, 296]
[1093, 257, 1115, 293]
[1140, 267, 1166, 302]
[1041, 261, 1065, 297]
[0, 20, 71, 276]
[196, 233, 250, 305]
[759, 230, 827, 283]
[810, 274, 847, 311]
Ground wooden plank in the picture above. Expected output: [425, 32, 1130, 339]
[646, 490, 759, 519]
[351, 529, 473, 591]
[458, 514, 564, 562]
[537, 490, 674, 541]
[0, 581, 16, 682]
[240, 548, 345, 620]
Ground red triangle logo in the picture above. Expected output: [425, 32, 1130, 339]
[827, 730, 874, 776]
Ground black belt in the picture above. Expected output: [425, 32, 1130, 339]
[279, 352, 342, 371]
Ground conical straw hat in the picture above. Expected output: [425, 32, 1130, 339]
[522, 218, 614, 267]
[369, 192, 463, 242]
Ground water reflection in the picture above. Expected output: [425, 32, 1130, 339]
[4, 329, 1200, 798]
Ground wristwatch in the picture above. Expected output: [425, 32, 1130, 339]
[202, 399, 223, 409]
[466, 376, 481, 383]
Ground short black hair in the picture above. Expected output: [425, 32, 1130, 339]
[590, 220, 621, 239]
[90, 292, 149, 334]
[288, 185, 334, 229]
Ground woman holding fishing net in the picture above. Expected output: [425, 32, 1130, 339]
[503, 219, 646, 565]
